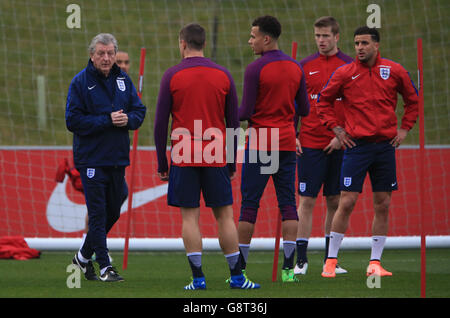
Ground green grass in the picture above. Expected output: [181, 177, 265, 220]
[1, 248, 449, 298]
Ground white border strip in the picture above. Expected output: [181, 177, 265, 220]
[25, 236, 450, 251]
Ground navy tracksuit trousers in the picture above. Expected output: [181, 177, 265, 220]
[78, 166, 128, 270]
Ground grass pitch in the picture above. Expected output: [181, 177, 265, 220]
[0, 248, 449, 298]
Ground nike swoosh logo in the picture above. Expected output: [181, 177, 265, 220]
[46, 178, 168, 233]
[352, 74, 360, 80]
[309, 71, 319, 75]
[88, 85, 96, 90]
[391, 182, 397, 187]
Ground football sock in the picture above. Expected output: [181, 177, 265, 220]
[282, 241, 296, 269]
[370, 236, 387, 261]
[187, 252, 204, 278]
[328, 231, 345, 259]
[77, 250, 90, 263]
[324, 235, 330, 263]
[100, 265, 111, 276]
[239, 244, 250, 269]
[225, 251, 242, 276]
[296, 238, 308, 264]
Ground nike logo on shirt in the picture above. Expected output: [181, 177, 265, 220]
[88, 85, 96, 90]
[309, 71, 320, 75]
[352, 74, 360, 80]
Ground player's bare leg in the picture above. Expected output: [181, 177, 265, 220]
[294, 196, 315, 274]
[213, 205, 239, 255]
[181, 207, 207, 289]
[367, 191, 393, 276]
[238, 221, 255, 246]
[323, 194, 347, 274]
[322, 191, 358, 277]
[372, 191, 391, 236]
[181, 207, 202, 253]
[297, 196, 315, 238]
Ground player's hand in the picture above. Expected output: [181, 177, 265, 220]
[390, 128, 408, 148]
[111, 109, 128, 127]
[332, 126, 355, 149]
[296, 138, 303, 156]
[158, 171, 169, 181]
[323, 137, 342, 155]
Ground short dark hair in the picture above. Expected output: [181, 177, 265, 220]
[354, 26, 380, 42]
[252, 15, 281, 39]
[314, 16, 340, 35]
[179, 23, 206, 50]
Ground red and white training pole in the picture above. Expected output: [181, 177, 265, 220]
[272, 41, 298, 282]
[123, 47, 146, 270]
[417, 38, 426, 298]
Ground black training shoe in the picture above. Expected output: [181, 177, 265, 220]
[100, 267, 124, 282]
[72, 254, 98, 281]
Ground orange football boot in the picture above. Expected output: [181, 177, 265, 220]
[321, 258, 337, 278]
[366, 260, 392, 277]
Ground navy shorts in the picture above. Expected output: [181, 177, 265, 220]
[297, 147, 343, 197]
[340, 140, 398, 193]
[240, 150, 296, 209]
[167, 165, 233, 208]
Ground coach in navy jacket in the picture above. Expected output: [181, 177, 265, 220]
[66, 33, 146, 282]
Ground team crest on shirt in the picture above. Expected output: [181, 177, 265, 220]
[87, 168, 95, 179]
[116, 79, 126, 91]
[343, 177, 352, 187]
[380, 67, 390, 80]
[299, 182, 306, 193]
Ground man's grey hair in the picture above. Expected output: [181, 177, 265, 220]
[88, 33, 118, 55]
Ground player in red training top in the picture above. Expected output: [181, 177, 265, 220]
[294, 16, 352, 276]
[317, 26, 419, 278]
[237, 16, 310, 283]
[154, 23, 260, 290]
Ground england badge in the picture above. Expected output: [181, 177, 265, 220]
[380, 67, 390, 80]
[87, 168, 95, 179]
[343, 177, 352, 187]
[299, 182, 306, 193]
[116, 79, 126, 91]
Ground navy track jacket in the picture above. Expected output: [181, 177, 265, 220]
[66, 59, 146, 168]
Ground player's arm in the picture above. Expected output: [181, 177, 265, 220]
[238, 64, 259, 121]
[154, 70, 173, 179]
[224, 74, 240, 178]
[65, 80, 113, 136]
[316, 70, 355, 149]
[391, 68, 419, 147]
[294, 66, 310, 155]
[125, 78, 147, 130]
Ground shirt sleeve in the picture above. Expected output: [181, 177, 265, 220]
[238, 63, 260, 121]
[154, 70, 173, 173]
[65, 79, 113, 136]
[316, 69, 345, 130]
[397, 68, 419, 131]
[125, 78, 147, 131]
[224, 74, 239, 173]
[295, 67, 310, 117]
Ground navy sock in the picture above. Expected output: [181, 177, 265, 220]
[296, 238, 308, 264]
[324, 235, 330, 262]
[187, 252, 204, 278]
[282, 241, 296, 269]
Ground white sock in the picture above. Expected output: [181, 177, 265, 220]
[100, 266, 112, 276]
[370, 236, 387, 261]
[327, 231, 345, 259]
[77, 250, 90, 263]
